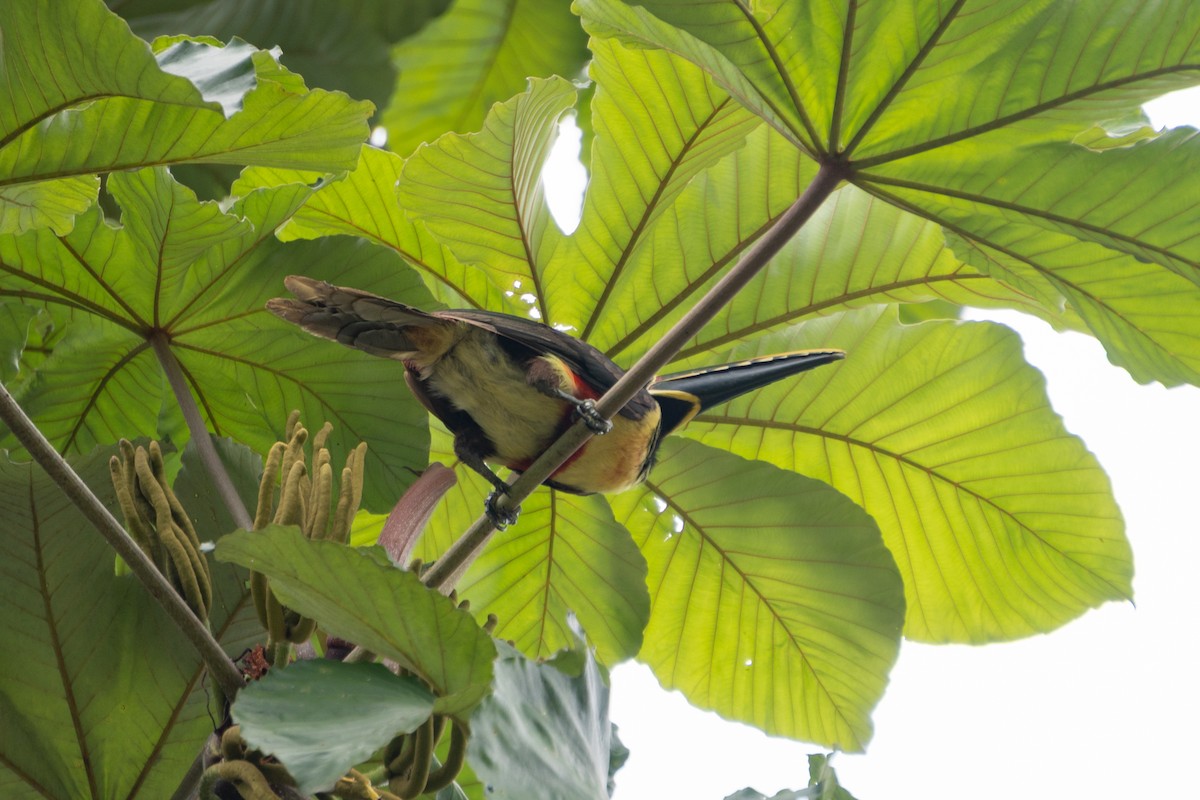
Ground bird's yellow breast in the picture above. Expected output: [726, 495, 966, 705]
[427, 329, 567, 463]
[427, 328, 662, 494]
[550, 406, 662, 494]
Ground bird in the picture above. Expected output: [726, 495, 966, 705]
[267, 276, 844, 527]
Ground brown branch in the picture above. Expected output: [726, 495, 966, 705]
[421, 161, 848, 591]
[150, 333, 254, 532]
[0, 380, 245, 698]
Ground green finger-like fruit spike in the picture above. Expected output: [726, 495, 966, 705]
[254, 442, 286, 531]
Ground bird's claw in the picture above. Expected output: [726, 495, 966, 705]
[485, 489, 520, 529]
[574, 399, 612, 435]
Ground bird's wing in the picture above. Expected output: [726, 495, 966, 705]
[437, 309, 656, 420]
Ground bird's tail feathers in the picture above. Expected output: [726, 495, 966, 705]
[267, 276, 450, 361]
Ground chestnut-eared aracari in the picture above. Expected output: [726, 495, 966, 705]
[268, 276, 844, 526]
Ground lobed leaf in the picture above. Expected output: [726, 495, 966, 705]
[577, 0, 1200, 389]
[0, 0, 371, 235]
[678, 308, 1133, 643]
[0, 167, 433, 510]
[611, 438, 905, 751]
[383, 0, 589, 156]
[589, 125, 1071, 364]
[0, 442, 261, 799]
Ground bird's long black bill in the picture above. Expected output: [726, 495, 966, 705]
[650, 349, 845, 433]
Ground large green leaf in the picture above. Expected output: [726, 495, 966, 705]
[1, 0, 371, 235]
[0, 304, 38, 382]
[587, 124, 1075, 364]
[576, 0, 1200, 388]
[234, 148, 520, 313]
[467, 644, 615, 800]
[367, 28, 1136, 660]
[398, 77, 577, 322]
[216, 526, 497, 717]
[0, 167, 433, 510]
[232, 661, 435, 796]
[677, 307, 1132, 643]
[559, 37, 760, 336]
[860, 131, 1200, 385]
[611, 438, 905, 752]
[944, 225, 1200, 387]
[578, 0, 1200, 154]
[382, 0, 589, 156]
[416, 427, 650, 667]
[0, 442, 260, 799]
[120, 0, 451, 115]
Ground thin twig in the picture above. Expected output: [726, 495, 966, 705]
[0, 380, 245, 697]
[422, 161, 847, 590]
[151, 333, 254, 532]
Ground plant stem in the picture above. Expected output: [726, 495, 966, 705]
[151, 333, 254, 532]
[0, 380, 245, 698]
[169, 752, 205, 800]
[422, 161, 847, 590]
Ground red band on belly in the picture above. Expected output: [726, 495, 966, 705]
[507, 439, 590, 476]
[570, 370, 600, 400]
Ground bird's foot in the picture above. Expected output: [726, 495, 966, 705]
[484, 489, 521, 529]
[574, 399, 612, 435]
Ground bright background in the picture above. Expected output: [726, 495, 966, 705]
[537, 87, 1200, 798]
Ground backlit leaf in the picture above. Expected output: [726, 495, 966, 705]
[383, 0, 589, 156]
[678, 308, 1132, 642]
[0, 167, 433, 510]
[577, 0, 1200, 388]
[611, 438, 905, 751]
[234, 148, 520, 313]
[399, 77, 577, 322]
[0, 442, 260, 798]
[1, 0, 371, 234]
[417, 427, 650, 667]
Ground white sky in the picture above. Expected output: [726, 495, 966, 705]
[570, 86, 1200, 799]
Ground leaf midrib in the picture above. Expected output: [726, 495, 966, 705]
[859, 173, 1200, 277]
[852, 63, 1200, 168]
[693, 414, 1130, 601]
[841, 0, 969, 157]
[732, 0, 823, 154]
[863, 181, 1197, 372]
[28, 471, 100, 800]
[581, 97, 736, 340]
[643, 476, 865, 749]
